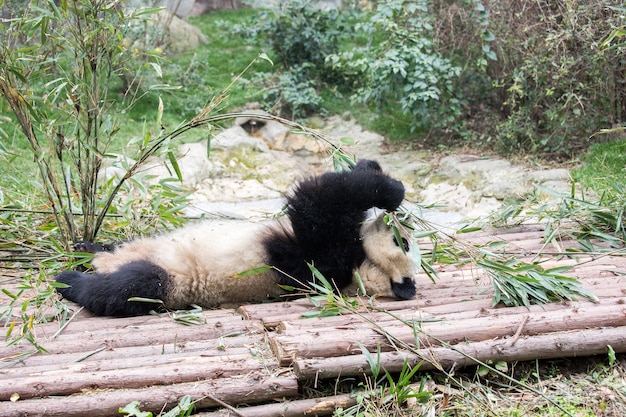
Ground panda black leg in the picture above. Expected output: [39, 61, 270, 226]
[56, 260, 170, 317]
[74, 241, 119, 253]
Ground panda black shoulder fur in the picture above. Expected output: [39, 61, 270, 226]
[56, 159, 417, 317]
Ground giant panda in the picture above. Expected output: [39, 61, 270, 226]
[55, 159, 417, 317]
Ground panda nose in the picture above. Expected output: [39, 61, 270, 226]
[391, 277, 416, 299]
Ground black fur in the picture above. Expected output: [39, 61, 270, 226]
[56, 260, 169, 317]
[265, 159, 405, 290]
[74, 241, 119, 253]
[392, 277, 416, 300]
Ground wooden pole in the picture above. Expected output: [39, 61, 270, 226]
[0, 355, 276, 400]
[294, 325, 626, 379]
[196, 393, 358, 417]
[271, 303, 626, 365]
[1, 375, 298, 417]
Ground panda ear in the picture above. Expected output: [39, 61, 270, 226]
[353, 159, 382, 173]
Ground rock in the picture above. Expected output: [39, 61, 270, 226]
[211, 126, 270, 152]
[527, 168, 570, 183]
[272, 132, 326, 155]
[157, 11, 209, 54]
[161, 0, 196, 17]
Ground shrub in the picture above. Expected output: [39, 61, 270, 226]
[483, 1, 623, 158]
[236, 0, 352, 118]
[262, 64, 325, 119]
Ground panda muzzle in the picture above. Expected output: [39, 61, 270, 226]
[391, 277, 416, 300]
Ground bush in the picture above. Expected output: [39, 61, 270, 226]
[328, 0, 465, 133]
[481, 1, 622, 158]
[246, 0, 351, 118]
[262, 64, 325, 119]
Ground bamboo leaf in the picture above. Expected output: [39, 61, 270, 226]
[232, 265, 272, 278]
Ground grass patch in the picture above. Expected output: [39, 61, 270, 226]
[572, 139, 626, 197]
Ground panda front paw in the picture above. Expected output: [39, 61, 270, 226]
[382, 177, 404, 211]
[373, 174, 405, 212]
[353, 159, 382, 173]
[351, 160, 405, 211]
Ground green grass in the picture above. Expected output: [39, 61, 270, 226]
[571, 139, 626, 197]
[124, 8, 274, 139]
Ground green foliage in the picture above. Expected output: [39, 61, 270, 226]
[572, 139, 626, 198]
[334, 354, 432, 417]
[233, 0, 626, 157]
[1, 269, 76, 356]
[265, 0, 345, 72]
[328, 0, 465, 133]
[478, 257, 597, 307]
[247, 0, 350, 118]
[489, 183, 626, 250]
[262, 64, 325, 119]
[488, 1, 622, 158]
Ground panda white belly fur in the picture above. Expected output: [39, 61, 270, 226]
[92, 220, 283, 308]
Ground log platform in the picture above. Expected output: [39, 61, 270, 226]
[1, 225, 625, 416]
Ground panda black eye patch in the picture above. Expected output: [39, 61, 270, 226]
[393, 236, 410, 252]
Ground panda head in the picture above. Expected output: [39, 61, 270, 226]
[354, 213, 417, 300]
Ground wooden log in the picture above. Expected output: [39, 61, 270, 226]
[242, 279, 623, 329]
[1, 318, 260, 358]
[28, 315, 257, 340]
[26, 308, 244, 338]
[276, 298, 621, 332]
[270, 303, 626, 365]
[1, 375, 299, 417]
[0, 354, 276, 400]
[294, 325, 626, 379]
[196, 393, 358, 417]
[0, 351, 262, 381]
[7, 334, 260, 369]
